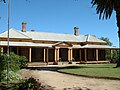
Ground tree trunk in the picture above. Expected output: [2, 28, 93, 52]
[115, 0, 120, 67]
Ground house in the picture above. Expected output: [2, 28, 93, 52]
[0, 22, 116, 65]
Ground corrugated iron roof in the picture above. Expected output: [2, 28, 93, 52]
[86, 34, 106, 43]
[0, 41, 116, 49]
[0, 29, 31, 39]
[0, 29, 106, 43]
[0, 41, 53, 47]
[22, 31, 79, 42]
[82, 44, 116, 49]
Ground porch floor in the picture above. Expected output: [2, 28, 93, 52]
[27, 60, 110, 67]
[28, 62, 47, 67]
[80, 60, 110, 64]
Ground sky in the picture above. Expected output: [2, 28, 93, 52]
[0, 0, 118, 47]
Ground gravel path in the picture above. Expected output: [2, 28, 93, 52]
[21, 69, 120, 90]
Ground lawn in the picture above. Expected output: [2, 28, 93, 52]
[58, 64, 120, 79]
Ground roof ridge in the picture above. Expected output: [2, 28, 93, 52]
[27, 30, 70, 35]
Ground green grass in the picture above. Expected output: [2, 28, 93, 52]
[58, 64, 120, 79]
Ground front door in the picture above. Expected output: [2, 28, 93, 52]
[59, 48, 68, 61]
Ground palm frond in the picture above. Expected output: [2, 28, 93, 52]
[91, 0, 115, 20]
[0, 0, 6, 3]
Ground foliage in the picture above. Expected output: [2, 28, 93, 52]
[100, 37, 111, 59]
[0, 52, 20, 72]
[19, 56, 28, 68]
[91, 0, 120, 67]
[116, 59, 120, 67]
[99, 37, 119, 62]
[100, 37, 112, 46]
[18, 77, 41, 90]
[112, 50, 119, 63]
[9, 52, 21, 71]
[0, 70, 22, 82]
[0, 77, 41, 90]
[91, 0, 116, 20]
[0, 52, 28, 82]
[0, 0, 6, 3]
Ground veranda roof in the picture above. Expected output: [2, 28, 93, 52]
[0, 41, 116, 49]
[0, 41, 53, 47]
[82, 44, 116, 49]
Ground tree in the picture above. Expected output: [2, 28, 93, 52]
[100, 37, 112, 60]
[100, 37, 119, 63]
[91, 0, 120, 67]
[0, 0, 5, 3]
[100, 37, 112, 46]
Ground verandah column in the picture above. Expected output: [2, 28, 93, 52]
[0, 47, 3, 55]
[70, 48, 73, 61]
[68, 47, 72, 62]
[54, 47, 59, 62]
[29, 47, 32, 63]
[46, 48, 49, 63]
[68, 48, 70, 62]
[84, 49, 87, 62]
[57, 48, 59, 61]
[17, 47, 19, 55]
[54, 48, 57, 61]
[79, 49, 82, 62]
[44, 48, 46, 62]
[110, 49, 113, 61]
[96, 49, 98, 62]
[44, 48, 49, 63]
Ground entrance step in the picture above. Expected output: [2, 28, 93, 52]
[58, 62, 69, 65]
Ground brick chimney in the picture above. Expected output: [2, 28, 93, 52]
[74, 27, 79, 36]
[22, 22, 27, 32]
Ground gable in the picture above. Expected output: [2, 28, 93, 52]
[53, 41, 72, 47]
[0, 29, 31, 39]
[86, 35, 106, 43]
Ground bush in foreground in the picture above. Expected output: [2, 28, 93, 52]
[0, 52, 28, 82]
[1, 70, 22, 82]
[18, 77, 41, 90]
[0, 77, 41, 90]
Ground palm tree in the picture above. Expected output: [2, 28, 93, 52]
[0, 0, 6, 3]
[91, 0, 120, 67]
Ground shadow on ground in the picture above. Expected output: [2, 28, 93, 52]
[23, 64, 116, 72]
[63, 87, 91, 90]
[25, 66, 59, 71]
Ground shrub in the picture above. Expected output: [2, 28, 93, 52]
[9, 52, 21, 71]
[0, 54, 8, 82]
[0, 52, 28, 82]
[0, 52, 20, 72]
[1, 70, 22, 82]
[19, 56, 28, 68]
[18, 77, 41, 90]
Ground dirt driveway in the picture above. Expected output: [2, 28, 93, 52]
[21, 69, 120, 90]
